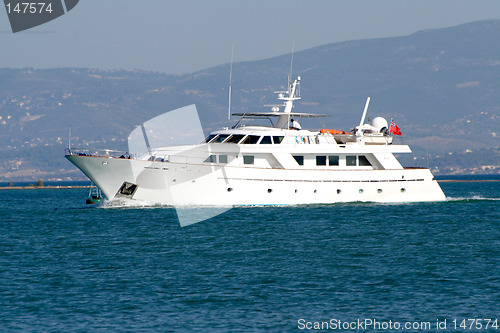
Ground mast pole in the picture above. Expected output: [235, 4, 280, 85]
[228, 42, 234, 120]
[68, 126, 71, 154]
[289, 40, 295, 92]
[359, 97, 371, 127]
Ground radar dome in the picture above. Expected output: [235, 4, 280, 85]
[371, 117, 388, 132]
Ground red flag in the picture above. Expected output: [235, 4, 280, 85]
[390, 121, 402, 136]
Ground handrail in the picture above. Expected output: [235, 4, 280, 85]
[65, 148, 132, 158]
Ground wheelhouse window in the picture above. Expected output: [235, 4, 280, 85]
[346, 155, 357, 166]
[359, 155, 371, 166]
[328, 155, 339, 166]
[293, 155, 304, 166]
[226, 134, 245, 144]
[260, 136, 273, 144]
[243, 155, 254, 165]
[212, 134, 229, 143]
[272, 136, 284, 144]
[204, 134, 217, 143]
[316, 156, 327, 166]
[241, 135, 261, 144]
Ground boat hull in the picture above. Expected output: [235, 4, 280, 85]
[66, 155, 446, 206]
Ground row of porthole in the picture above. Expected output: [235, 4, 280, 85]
[357, 188, 406, 193]
[227, 188, 407, 193]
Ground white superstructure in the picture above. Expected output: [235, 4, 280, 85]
[66, 77, 445, 205]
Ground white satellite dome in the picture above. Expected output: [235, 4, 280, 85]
[371, 117, 388, 132]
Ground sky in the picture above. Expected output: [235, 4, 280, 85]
[1, 0, 500, 75]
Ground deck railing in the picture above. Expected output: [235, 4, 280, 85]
[65, 148, 132, 159]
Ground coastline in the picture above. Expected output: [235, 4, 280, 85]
[0, 185, 92, 190]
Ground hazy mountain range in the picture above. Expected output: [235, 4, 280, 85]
[0, 19, 499, 181]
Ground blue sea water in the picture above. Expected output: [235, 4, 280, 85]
[0, 181, 499, 332]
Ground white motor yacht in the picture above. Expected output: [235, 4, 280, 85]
[66, 76, 446, 205]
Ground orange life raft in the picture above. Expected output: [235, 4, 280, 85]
[320, 129, 349, 135]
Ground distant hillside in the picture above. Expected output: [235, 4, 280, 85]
[0, 19, 499, 180]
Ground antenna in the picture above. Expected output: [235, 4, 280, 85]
[68, 126, 71, 153]
[359, 97, 371, 127]
[289, 40, 295, 91]
[228, 42, 234, 120]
